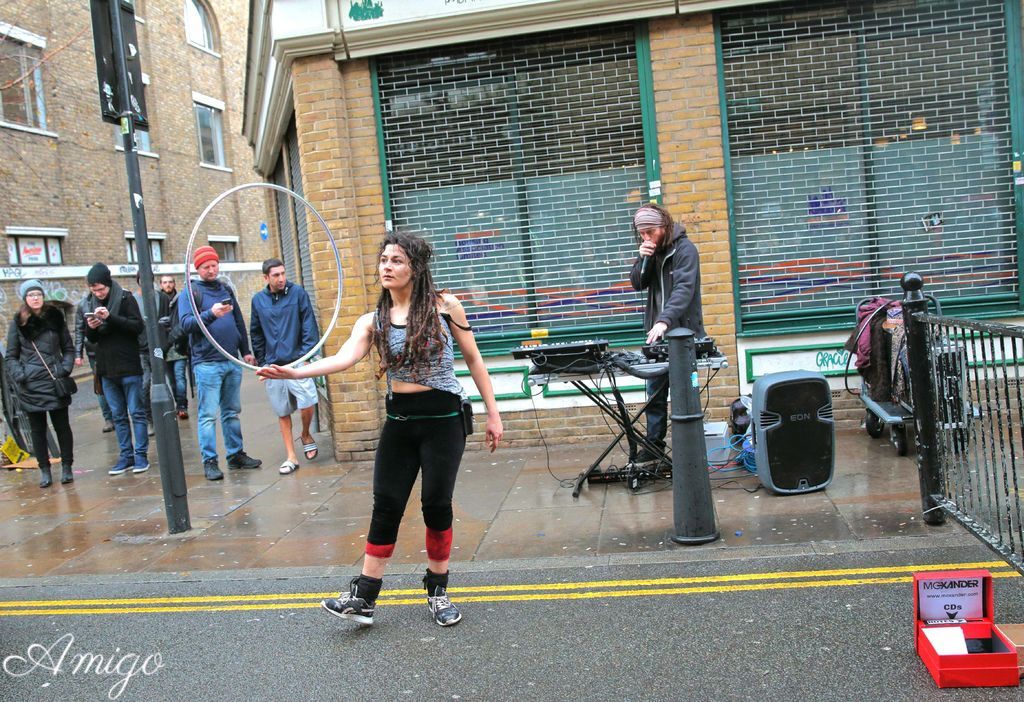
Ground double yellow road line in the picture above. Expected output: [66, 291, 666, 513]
[0, 560, 1016, 617]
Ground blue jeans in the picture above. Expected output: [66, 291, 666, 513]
[89, 357, 112, 421]
[645, 374, 670, 446]
[96, 389, 112, 422]
[102, 375, 148, 464]
[166, 359, 188, 410]
[194, 361, 243, 463]
[140, 355, 153, 421]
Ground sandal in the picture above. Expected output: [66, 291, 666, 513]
[279, 460, 299, 475]
[301, 438, 318, 461]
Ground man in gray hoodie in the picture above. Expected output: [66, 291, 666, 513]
[628, 203, 704, 463]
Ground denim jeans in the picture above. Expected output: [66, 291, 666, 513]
[88, 357, 112, 421]
[193, 361, 243, 463]
[645, 373, 670, 446]
[166, 359, 188, 410]
[140, 355, 153, 421]
[96, 390, 112, 422]
[102, 374, 148, 464]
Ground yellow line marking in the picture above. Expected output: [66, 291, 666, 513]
[0, 565, 1016, 617]
[0, 560, 1010, 609]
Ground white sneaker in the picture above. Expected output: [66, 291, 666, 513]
[426, 586, 462, 627]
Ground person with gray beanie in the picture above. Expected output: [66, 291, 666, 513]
[5, 280, 76, 487]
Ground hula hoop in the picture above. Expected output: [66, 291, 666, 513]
[184, 182, 343, 372]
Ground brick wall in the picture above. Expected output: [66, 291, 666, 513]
[283, 16, 758, 460]
[290, 55, 385, 464]
[649, 14, 739, 424]
[1, 0, 270, 324]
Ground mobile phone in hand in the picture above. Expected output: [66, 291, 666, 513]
[220, 298, 232, 306]
[84, 312, 97, 319]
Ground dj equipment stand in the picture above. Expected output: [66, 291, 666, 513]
[526, 348, 727, 498]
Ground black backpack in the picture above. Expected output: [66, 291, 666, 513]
[164, 308, 189, 356]
[164, 289, 201, 356]
[164, 284, 237, 355]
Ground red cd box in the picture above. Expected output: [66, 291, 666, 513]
[914, 569, 1019, 688]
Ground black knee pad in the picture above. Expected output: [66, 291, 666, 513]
[368, 494, 407, 544]
[421, 503, 453, 533]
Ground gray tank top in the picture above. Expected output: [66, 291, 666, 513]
[384, 313, 465, 399]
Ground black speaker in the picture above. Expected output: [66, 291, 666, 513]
[752, 371, 834, 494]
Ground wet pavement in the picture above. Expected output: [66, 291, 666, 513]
[0, 373, 965, 579]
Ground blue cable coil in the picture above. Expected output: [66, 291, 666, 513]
[707, 434, 757, 474]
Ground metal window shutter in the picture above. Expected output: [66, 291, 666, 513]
[271, 154, 298, 281]
[720, 0, 1017, 321]
[286, 124, 315, 294]
[375, 24, 647, 339]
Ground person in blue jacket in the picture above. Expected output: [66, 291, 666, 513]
[250, 258, 320, 475]
[178, 245, 262, 481]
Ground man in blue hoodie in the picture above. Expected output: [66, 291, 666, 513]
[250, 258, 320, 475]
[178, 245, 262, 480]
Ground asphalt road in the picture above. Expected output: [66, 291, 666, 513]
[1, 540, 1022, 701]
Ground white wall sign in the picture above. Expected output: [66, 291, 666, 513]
[747, 345, 856, 382]
[918, 577, 984, 621]
[18, 238, 47, 265]
[47, 240, 62, 264]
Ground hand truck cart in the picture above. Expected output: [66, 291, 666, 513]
[847, 293, 941, 456]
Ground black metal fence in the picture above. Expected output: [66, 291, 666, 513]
[903, 273, 1024, 575]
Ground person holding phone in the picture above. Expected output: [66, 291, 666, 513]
[83, 263, 149, 476]
[177, 245, 262, 481]
[258, 232, 503, 629]
[74, 301, 115, 433]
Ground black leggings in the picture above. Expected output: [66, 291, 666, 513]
[26, 408, 74, 469]
[366, 389, 466, 560]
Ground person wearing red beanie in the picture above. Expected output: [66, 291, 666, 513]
[193, 245, 219, 270]
[177, 244, 262, 480]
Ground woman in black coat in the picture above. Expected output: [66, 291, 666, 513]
[5, 280, 76, 487]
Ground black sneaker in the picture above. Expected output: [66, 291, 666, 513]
[204, 460, 223, 481]
[426, 586, 462, 627]
[322, 577, 375, 625]
[227, 452, 262, 470]
[634, 447, 667, 464]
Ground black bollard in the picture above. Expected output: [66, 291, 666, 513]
[104, 0, 190, 533]
[901, 272, 946, 526]
[667, 327, 719, 544]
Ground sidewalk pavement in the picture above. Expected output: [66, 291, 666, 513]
[0, 373, 965, 579]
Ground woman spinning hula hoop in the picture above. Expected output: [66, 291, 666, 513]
[258, 232, 503, 627]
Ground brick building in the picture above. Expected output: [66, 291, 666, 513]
[0, 0, 271, 334]
[243, 0, 1024, 462]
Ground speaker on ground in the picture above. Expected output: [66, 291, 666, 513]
[751, 370, 834, 494]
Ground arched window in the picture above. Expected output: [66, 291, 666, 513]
[184, 0, 215, 51]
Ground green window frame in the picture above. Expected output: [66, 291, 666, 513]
[718, 0, 1024, 337]
[372, 22, 662, 356]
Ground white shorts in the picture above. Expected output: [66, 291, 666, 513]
[265, 377, 318, 418]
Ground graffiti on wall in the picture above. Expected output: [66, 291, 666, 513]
[40, 280, 87, 307]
